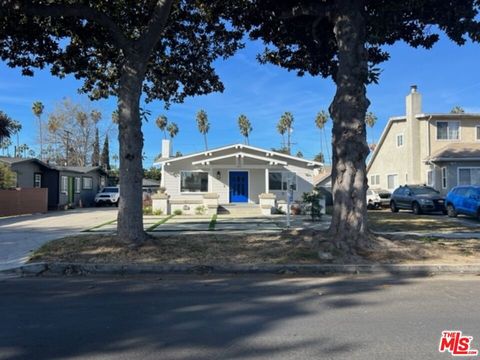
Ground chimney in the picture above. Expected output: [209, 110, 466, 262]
[161, 139, 171, 159]
[406, 84, 422, 118]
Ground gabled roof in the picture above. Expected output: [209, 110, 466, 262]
[426, 143, 480, 162]
[192, 152, 288, 166]
[0, 156, 50, 168]
[154, 143, 323, 167]
[313, 165, 332, 185]
[54, 165, 107, 174]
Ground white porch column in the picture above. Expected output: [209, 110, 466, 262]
[160, 164, 165, 188]
[265, 168, 269, 193]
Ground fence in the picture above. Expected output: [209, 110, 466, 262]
[0, 188, 48, 216]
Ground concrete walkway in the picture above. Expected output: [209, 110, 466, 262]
[0, 208, 117, 271]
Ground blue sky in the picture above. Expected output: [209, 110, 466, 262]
[1, 35, 480, 167]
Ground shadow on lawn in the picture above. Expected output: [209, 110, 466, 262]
[0, 273, 420, 360]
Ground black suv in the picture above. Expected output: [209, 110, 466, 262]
[390, 185, 446, 215]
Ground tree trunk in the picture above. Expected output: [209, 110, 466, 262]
[328, 0, 370, 253]
[204, 134, 208, 150]
[116, 58, 148, 244]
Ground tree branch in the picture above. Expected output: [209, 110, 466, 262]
[16, 1, 131, 52]
[137, 0, 175, 56]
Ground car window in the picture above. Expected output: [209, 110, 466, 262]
[102, 187, 119, 193]
[394, 188, 404, 195]
[455, 187, 468, 196]
[411, 187, 439, 195]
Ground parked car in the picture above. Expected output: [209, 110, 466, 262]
[390, 185, 446, 214]
[445, 185, 480, 220]
[367, 189, 382, 209]
[94, 186, 120, 206]
[376, 189, 392, 208]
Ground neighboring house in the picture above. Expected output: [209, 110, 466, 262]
[367, 85, 480, 195]
[0, 157, 107, 208]
[142, 178, 160, 194]
[154, 140, 322, 214]
[313, 165, 333, 206]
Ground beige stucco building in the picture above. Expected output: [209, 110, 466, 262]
[367, 86, 480, 194]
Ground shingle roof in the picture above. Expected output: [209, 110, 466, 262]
[427, 143, 480, 161]
[53, 165, 106, 174]
[314, 165, 332, 185]
[0, 156, 50, 168]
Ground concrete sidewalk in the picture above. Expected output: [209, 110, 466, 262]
[0, 208, 117, 271]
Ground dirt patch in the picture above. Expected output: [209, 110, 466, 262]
[368, 210, 477, 232]
[29, 230, 480, 265]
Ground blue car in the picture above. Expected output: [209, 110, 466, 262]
[445, 185, 480, 220]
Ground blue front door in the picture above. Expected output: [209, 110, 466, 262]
[229, 171, 248, 203]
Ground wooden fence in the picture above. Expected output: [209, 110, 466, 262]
[0, 188, 48, 216]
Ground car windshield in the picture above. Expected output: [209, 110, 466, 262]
[102, 187, 119, 193]
[411, 187, 438, 195]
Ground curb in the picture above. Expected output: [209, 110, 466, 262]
[4, 262, 480, 277]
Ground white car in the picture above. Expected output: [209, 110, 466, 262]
[94, 186, 120, 207]
[367, 189, 382, 209]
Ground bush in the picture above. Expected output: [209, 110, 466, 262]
[173, 209, 183, 216]
[195, 205, 206, 215]
[143, 206, 152, 215]
[0, 163, 15, 189]
[302, 191, 323, 221]
[153, 209, 163, 216]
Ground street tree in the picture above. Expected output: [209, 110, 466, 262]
[156, 115, 168, 139]
[1, 0, 244, 244]
[32, 101, 44, 160]
[237, 114, 252, 144]
[234, 0, 480, 254]
[196, 110, 210, 150]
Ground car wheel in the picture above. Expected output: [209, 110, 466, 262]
[115, 200, 119, 207]
[390, 201, 399, 213]
[367, 202, 373, 210]
[412, 202, 422, 215]
[446, 204, 457, 217]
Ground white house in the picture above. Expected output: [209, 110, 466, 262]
[153, 140, 323, 215]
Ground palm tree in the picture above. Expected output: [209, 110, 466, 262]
[195, 110, 210, 150]
[238, 114, 252, 144]
[167, 122, 179, 152]
[47, 115, 61, 161]
[451, 106, 465, 114]
[365, 111, 378, 147]
[32, 101, 45, 160]
[315, 110, 331, 164]
[112, 154, 119, 168]
[278, 112, 294, 154]
[156, 115, 168, 139]
[0, 111, 14, 141]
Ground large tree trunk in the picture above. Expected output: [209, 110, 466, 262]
[328, 0, 370, 253]
[116, 59, 148, 244]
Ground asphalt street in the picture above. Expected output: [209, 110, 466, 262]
[0, 274, 479, 360]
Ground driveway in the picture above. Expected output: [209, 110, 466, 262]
[0, 208, 117, 270]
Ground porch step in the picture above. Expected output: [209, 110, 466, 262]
[218, 204, 262, 216]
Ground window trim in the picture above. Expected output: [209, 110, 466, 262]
[369, 174, 380, 186]
[33, 173, 42, 188]
[441, 167, 447, 189]
[457, 167, 480, 186]
[436, 120, 460, 141]
[179, 170, 210, 194]
[82, 176, 93, 190]
[75, 177, 81, 193]
[268, 171, 298, 192]
[386, 173, 398, 190]
[60, 176, 68, 194]
[396, 133, 404, 148]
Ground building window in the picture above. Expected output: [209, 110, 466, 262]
[269, 172, 297, 191]
[370, 174, 380, 186]
[61, 176, 68, 194]
[34, 173, 42, 188]
[437, 121, 460, 140]
[426, 170, 434, 187]
[476, 126, 480, 141]
[82, 177, 93, 190]
[458, 168, 480, 185]
[75, 177, 81, 193]
[387, 174, 398, 190]
[180, 171, 208, 192]
[396, 134, 404, 147]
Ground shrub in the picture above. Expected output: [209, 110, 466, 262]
[173, 209, 183, 216]
[302, 191, 323, 221]
[0, 163, 16, 189]
[143, 206, 152, 215]
[153, 209, 163, 216]
[195, 205, 206, 215]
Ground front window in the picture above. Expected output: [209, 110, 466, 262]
[61, 176, 68, 194]
[75, 177, 81, 193]
[458, 168, 480, 186]
[181, 171, 208, 192]
[437, 121, 460, 140]
[82, 177, 93, 190]
[269, 172, 297, 191]
[411, 186, 439, 195]
[370, 174, 380, 186]
[34, 173, 42, 188]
